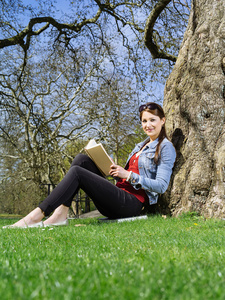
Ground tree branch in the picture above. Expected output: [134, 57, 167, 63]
[0, 10, 102, 50]
[94, 0, 145, 32]
[144, 0, 177, 62]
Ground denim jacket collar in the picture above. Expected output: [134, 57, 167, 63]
[139, 137, 159, 150]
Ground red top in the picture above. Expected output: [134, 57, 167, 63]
[116, 154, 148, 203]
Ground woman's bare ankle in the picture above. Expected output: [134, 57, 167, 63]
[43, 205, 69, 225]
[13, 208, 44, 227]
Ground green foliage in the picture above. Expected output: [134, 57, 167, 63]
[0, 178, 46, 215]
[179, 211, 202, 219]
[1, 215, 225, 299]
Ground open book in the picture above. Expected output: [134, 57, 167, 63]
[84, 139, 114, 176]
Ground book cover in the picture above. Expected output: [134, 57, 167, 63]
[84, 139, 114, 176]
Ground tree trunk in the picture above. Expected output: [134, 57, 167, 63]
[162, 0, 225, 217]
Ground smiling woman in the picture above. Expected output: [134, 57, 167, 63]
[141, 111, 165, 141]
[3, 102, 176, 228]
[139, 102, 167, 164]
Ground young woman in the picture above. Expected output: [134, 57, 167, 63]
[4, 102, 176, 228]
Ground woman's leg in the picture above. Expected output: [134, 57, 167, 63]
[11, 207, 45, 227]
[40, 164, 143, 220]
[10, 154, 102, 227]
[63, 154, 103, 207]
[68, 155, 143, 218]
[68, 166, 143, 219]
[38, 154, 103, 216]
[43, 205, 69, 225]
[10, 154, 142, 227]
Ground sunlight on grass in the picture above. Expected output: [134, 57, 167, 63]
[1, 215, 225, 300]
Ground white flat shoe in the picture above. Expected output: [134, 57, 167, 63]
[2, 221, 43, 229]
[27, 221, 43, 228]
[2, 224, 15, 229]
[44, 219, 68, 227]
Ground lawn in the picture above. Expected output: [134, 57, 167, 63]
[0, 214, 225, 300]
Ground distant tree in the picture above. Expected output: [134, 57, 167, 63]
[0, 137, 45, 214]
[85, 77, 141, 163]
[0, 47, 105, 187]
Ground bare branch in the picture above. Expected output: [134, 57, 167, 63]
[0, 154, 20, 159]
[144, 0, 177, 62]
[94, 0, 145, 32]
[0, 9, 102, 50]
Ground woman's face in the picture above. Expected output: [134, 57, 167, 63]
[141, 111, 165, 141]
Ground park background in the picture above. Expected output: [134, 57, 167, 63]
[1, 1, 225, 300]
[0, 0, 224, 217]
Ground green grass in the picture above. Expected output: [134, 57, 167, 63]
[1, 214, 225, 300]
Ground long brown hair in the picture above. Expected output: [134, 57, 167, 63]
[139, 102, 168, 165]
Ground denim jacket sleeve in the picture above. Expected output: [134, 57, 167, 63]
[128, 138, 176, 196]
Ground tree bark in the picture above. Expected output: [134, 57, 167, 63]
[162, 0, 225, 217]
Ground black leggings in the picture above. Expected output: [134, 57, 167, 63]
[39, 154, 143, 218]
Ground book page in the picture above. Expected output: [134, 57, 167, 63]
[85, 139, 97, 149]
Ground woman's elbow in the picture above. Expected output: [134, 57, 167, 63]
[155, 179, 169, 194]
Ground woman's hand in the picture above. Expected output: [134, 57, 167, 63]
[109, 164, 130, 179]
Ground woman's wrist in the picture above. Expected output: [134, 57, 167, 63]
[126, 171, 132, 182]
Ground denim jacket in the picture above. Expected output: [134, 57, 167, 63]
[125, 137, 176, 205]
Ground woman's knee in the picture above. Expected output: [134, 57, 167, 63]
[70, 153, 102, 176]
[71, 154, 90, 167]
